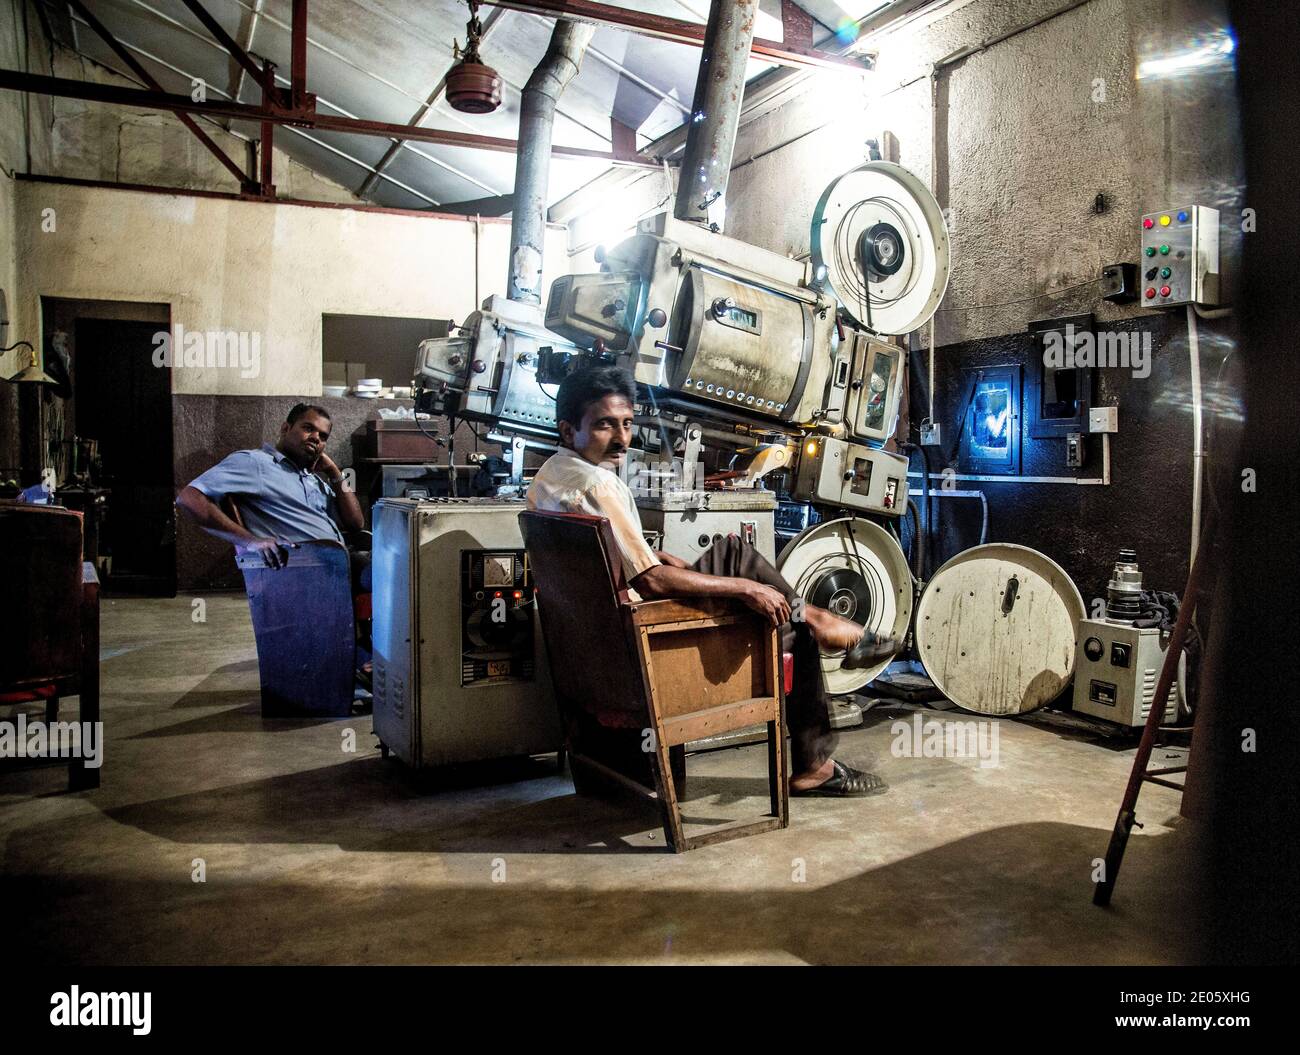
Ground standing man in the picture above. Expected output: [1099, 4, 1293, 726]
[177, 403, 366, 718]
[176, 403, 363, 564]
[527, 366, 896, 797]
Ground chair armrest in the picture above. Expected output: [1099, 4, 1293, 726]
[627, 596, 758, 628]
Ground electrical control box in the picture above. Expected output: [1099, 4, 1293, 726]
[636, 489, 777, 565]
[1101, 262, 1138, 303]
[1072, 619, 1181, 727]
[792, 437, 907, 518]
[371, 498, 560, 768]
[1139, 206, 1220, 307]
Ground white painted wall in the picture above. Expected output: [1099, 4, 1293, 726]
[14, 180, 568, 395]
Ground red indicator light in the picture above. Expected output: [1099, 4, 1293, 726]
[1160, 285, 1171, 297]
[1142, 218, 1154, 229]
[1145, 288, 1156, 299]
[493, 591, 502, 598]
[513, 591, 522, 599]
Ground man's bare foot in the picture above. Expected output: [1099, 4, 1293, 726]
[803, 605, 864, 652]
[790, 757, 837, 791]
[791, 758, 889, 797]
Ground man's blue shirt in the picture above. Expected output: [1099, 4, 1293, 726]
[188, 443, 344, 546]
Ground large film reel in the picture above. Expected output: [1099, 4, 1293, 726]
[810, 161, 950, 335]
[777, 516, 913, 695]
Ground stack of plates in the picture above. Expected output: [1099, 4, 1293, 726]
[352, 378, 383, 398]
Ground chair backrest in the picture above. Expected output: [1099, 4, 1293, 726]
[0, 502, 84, 688]
[519, 510, 646, 720]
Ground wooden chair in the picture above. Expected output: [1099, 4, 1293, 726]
[520, 509, 789, 852]
[0, 502, 101, 790]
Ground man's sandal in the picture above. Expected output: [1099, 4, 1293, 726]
[791, 759, 889, 797]
[841, 629, 899, 670]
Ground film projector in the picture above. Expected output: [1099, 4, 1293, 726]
[543, 161, 955, 700]
[407, 160, 1086, 727]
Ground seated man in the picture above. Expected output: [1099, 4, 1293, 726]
[527, 366, 896, 797]
[175, 403, 364, 563]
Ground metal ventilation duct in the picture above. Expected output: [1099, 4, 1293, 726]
[507, 18, 595, 304]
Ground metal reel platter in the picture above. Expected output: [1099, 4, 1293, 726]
[810, 161, 950, 335]
[915, 543, 1086, 716]
[776, 516, 913, 695]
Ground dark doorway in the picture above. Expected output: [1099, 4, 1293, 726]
[73, 316, 176, 595]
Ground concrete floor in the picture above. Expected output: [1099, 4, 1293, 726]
[1, 595, 1202, 965]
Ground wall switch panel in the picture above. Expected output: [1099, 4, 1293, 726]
[1140, 205, 1220, 307]
[1088, 406, 1118, 433]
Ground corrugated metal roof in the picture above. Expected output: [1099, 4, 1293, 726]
[56, 0, 893, 209]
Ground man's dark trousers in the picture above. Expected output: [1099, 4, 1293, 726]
[691, 534, 836, 775]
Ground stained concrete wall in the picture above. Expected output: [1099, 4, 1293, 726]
[0, 0, 54, 479]
[13, 179, 569, 396]
[723, 0, 1242, 345]
[46, 45, 361, 205]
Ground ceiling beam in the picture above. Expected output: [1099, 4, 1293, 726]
[476, 0, 874, 71]
[66, 0, 253, 189]
[0, 68, 659, 167]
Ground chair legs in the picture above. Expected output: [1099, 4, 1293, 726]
[651, 730, 686, 852]
[560, 702, 789, 853]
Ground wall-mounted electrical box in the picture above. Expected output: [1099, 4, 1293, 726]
[958, 365, 1020, 476]
[793, 437, 908, 518]
[1101, 262, 1138, 303]
[1028, 314, 1094, 440]
[1089, 406, 1118, 433]
[1140, 206, 1220, 307]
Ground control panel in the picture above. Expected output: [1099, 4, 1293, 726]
[1139, 205, 1220, 307]
[1072, 619, 1179, 727]
[460, 549, 537, 686]
[792, 437, 907, 518]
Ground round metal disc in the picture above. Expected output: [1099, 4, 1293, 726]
[810, 161, 950, 335]
[915, 544, 1086, 716]
[777, 516, 912, 695]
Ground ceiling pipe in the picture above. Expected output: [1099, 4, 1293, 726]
[507, 18, 595, 304]
[673, 0, 758, 232]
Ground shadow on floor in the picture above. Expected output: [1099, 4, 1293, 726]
[0, 816, 1203, 965]
[84, 754, 778, 855]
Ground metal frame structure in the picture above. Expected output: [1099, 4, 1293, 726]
[1, 0, 887, 200]
[479, 0, 873, 71]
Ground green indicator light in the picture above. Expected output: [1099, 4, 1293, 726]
[1159, 244, 1170, 255]
[1145, 246, 1156, 257]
